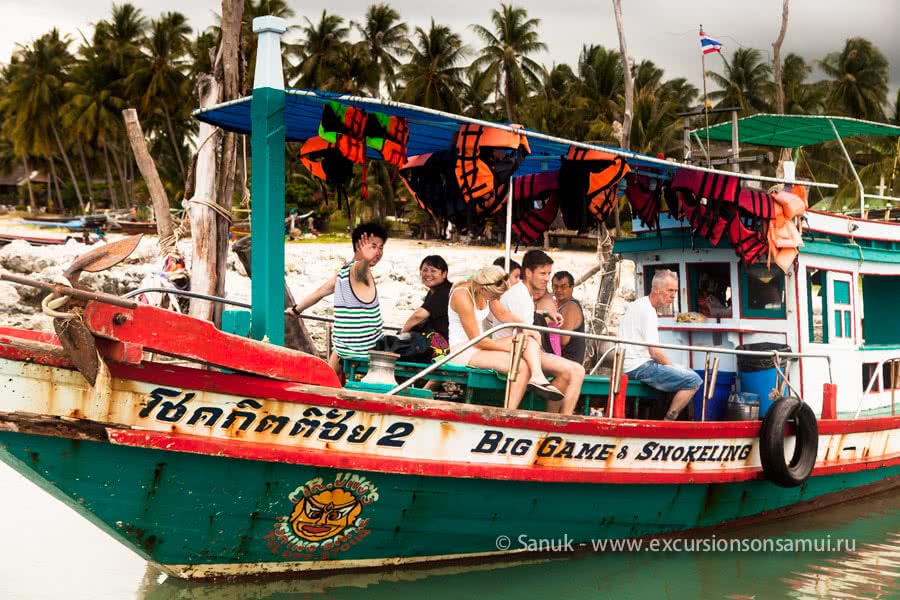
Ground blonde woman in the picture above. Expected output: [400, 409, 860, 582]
[447, 264, 564, 409]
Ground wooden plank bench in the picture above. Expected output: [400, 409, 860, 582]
[343, 357, 658, 414]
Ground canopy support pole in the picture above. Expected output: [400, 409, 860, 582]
[828, 118, 866, 218]
[504, 177, 513, 271]
[249, 16, 288, 345]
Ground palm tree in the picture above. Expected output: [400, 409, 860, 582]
[352, 4, 408, 97]
[291, 10, 350, 90]
[707, 48, 772, 113]
[780, 53, 826, 115]
[471, 4, 547, 121]
[520, 63, 582, 139]
[820, 37, 889, 121]
[397, 20, 469, 113]
[576, 45, 623, 127]
[62, 40, 127, 208]
[1, 29, 85, 212]
[127, 11, 192, 177]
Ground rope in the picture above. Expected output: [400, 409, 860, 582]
[41, 292, 77, 319]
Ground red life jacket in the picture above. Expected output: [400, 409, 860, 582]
[365, 113, 410, 167]
[318, 101, 368, 164]
[511, 171, 560, 245]
[624, 173, 662, 230]
[671, 168, 775, 219]
[727, 214, 769, 265]
[559, 147, 630, 231]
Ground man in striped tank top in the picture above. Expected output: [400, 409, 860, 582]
[289, 223, 388, 375]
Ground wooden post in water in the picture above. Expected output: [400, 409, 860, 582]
[249, 16, 288, 345]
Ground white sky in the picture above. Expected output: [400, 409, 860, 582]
[3, 0, 899, 102]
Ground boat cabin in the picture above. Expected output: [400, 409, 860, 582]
[617, 197, 900, 418]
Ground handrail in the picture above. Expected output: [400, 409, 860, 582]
[122, 287, 402, 330]
[386, 321, 833, 396]
[854, 356, 900, 418]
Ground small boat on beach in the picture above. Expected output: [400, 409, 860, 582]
[0, 16, 897, 581]
[0, 232, 70, 246]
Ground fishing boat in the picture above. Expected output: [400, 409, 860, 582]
[0, 16, 897, 581]
[0, 232, 71, 246]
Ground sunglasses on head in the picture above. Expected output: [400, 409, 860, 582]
[488, 272, 509, 287]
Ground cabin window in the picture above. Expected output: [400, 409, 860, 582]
[862, 363, 881, 393]
[883, 362, 900, 390]
[687, 262, 732, 318]
[831, 276, 853, 340]
[807, 268, 827, 343]
[860, 275, 900, 346]
[740, 264, 785, 318]
[643, 264, 680, 316]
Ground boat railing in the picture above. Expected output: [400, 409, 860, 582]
[855, 356, 900, 418]
[386, 322, 833, 402]
[121, 288, 403, 331]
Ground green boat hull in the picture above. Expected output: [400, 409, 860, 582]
[1, 431, 897, 578]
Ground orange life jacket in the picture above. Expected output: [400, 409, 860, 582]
[453, 124, 530, 219]
[559, 147, 630, 231]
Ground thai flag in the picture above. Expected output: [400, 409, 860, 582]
[700, 31, 723, 55]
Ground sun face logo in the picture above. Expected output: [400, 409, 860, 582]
[264, 472, 379, 561]
[289, 488, 363, 542]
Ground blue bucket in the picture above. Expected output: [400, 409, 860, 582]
[692, 370, 736, 421]
[739, 368, 787, 417]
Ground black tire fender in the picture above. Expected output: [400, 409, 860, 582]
[758, 397, 818, 487]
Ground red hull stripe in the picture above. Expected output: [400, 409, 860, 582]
[107, 428, 900, 485]
[1, 329, 899, 439]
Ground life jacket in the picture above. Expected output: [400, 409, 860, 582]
[365, 112, 410, 167]
[677, 187, 729, 246]
[299, 136, 355, 188]
[766, 188, 808, 272]
[624, 173, 662, 230]
[511, 171, 560, 246]
[671, 168, 775, 219]
[559, 147, 630, 231]
[727, 213, 769, 265]
[318, 101, 368, 165]
[399, 151, 468, 228]
[454, 124, 530, 219]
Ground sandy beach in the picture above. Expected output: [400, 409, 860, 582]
[0, 218, 633, 351]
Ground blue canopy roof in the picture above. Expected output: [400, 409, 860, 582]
[194, 89, 673, 178]
[195, 88, 837, 189]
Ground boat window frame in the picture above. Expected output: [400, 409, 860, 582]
[738, 263, 787, 319]
[685, 261, 733, 318]
[806, 267, 829, 344]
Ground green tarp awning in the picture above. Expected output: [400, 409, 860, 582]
[690, 114, 900, 148]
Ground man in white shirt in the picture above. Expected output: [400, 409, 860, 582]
[488, 251, 586, 415]
[620, 269, 702, 420]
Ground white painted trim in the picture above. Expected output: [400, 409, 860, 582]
[252, 16, 287, 90]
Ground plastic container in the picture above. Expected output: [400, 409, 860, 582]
[736, 343, 791, 418]
[740, 369, 789, 417]
[692, 370, 736, 421]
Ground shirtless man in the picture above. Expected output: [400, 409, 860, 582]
[288, 222, 387, 375]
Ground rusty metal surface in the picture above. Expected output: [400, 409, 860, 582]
[63, 234, 143, 285]
[53, 318, 100, 385]
[0, 273, 137, 309]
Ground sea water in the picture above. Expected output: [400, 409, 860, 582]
[1, 460, 897, 599]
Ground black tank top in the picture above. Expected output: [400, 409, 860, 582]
[559, 299, 586, 363]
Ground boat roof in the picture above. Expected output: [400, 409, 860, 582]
[195, 89, 678, 178]
[690, 114, 900, 148]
